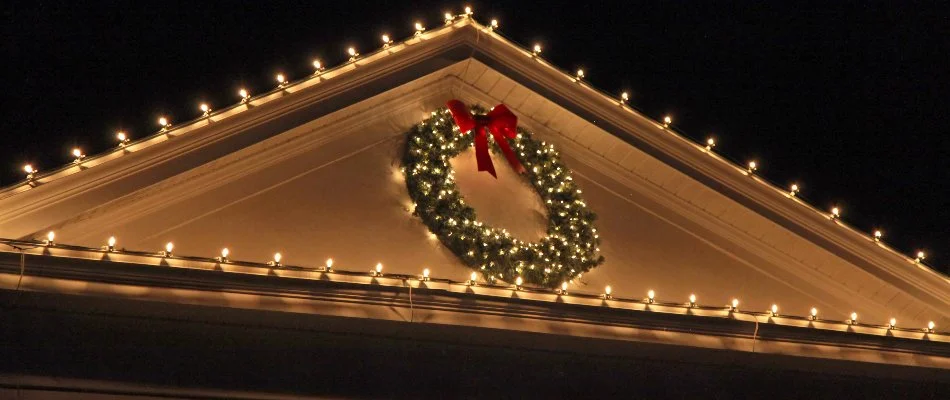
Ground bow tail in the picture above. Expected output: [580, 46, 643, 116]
[491, 131, 526, 175]
[473, 129, 497, 178]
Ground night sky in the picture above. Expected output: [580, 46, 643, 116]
[2, 1, 948, 273]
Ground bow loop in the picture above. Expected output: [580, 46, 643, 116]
[445, 100, 525, 178]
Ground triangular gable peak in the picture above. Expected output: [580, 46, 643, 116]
[0, 19, 946, 332]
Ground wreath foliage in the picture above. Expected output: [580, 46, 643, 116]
[402, 106, 604, 287]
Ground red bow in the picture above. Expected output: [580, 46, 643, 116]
[446, 100, 525, 178]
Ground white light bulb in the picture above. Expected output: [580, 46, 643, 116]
[444, 12, 453, 22]
[916, 251, 926, 261]
[490, 19, 498, 29]
[165, 242, 174, 254]
[771, 304, 779, 315]
[647, 289, 655, 302]
[273, 252, 282, 263]
[689, 294, 696, 304]
[560, 282, 568, 292]
[707, 137, 716, 147]
[470, 271, 478, 282]
[24, 164, 35, 174]
[874, 230, 883, 241]
[46, 231, 55, 242]
[375, 263, 383, 273]
[850, 312, 858, 323]
[326, 258, 333, 269]
[748, 161, 757, 172]
[348, 47, 357, 56]
[158, 117, 168, 127]
[72, 148, 82, 158]
[108, 236, 116, 247]
[423, 268, 430, 278]
[239, 88, 249, 99]
[605, 285, 612, 296]
[381, 34, 391, 45]
[790, 183, 799, 196]
[464, 6, 472, 15]
[575, 69, 584, 79]
[663, 115, 672, 126]
[312, 59, 323, 70]
[221, 248, 229, 258]
[621, 92, 629, 102]
[116, 131, 128, 142]
[928, 321, 935, 331]
[889, 318, 896, 328]
[810, 307, 818, 318]
[732, 298, 739, 309]
[415, 22, 425, 32]
[532, 44, 542, 55]
[276, 74, 285, 83]
[515, 276, 523, 286]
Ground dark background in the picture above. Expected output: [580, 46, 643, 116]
[2, 1, 947, 273]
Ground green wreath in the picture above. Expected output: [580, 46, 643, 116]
[402, 106, 604, 287]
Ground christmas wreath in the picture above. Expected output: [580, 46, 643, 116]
[402, 102, 604, 287]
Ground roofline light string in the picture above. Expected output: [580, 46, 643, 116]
[0, 236, 942, 339]
[3, 9, 942, 275]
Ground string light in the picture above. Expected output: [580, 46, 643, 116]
[312, 59, 324, 73]
[927, 321, 936, 333]
[705, 137, 716, 151]
[688, 294, 697, 307]
[325, 258, 333, 272]
[71, 148, 85, 163]
[218, 248, 230, 262]
[873, 230, 883, 242]
[116, 131, 130, 146]
[422, 267, 431, 281]
[347, 47, 359, 62]
[515, 276, 524, 290]
[106, 236, 116, 252]
[575, 68, 584, 81]
[830, 206, 841, 220]
[276, 73, 287, 87]
[463, 6, 473, 17]
[731, 298, 739, 311]
[810, 307, 818, 320]
[619, 92, 629, 105]
[269, 252, 282, 267]
[603, 285, 612, 300]
[372, 262, 383, 277]
[489, 19, 499, 31]
[23, 164, 36, 181]
[238, 88, 250, 103]
[163, 242, 174, 257]
[199, 103, 211, 117]
[531, 44, 542, 57]
[158, 116, 171, 131]
[770, 304, 779, 317]
[444, 12, 454, 25]
[914, 251, 926, 263]
[558, 281, 568, 295]
[746, 160, 757, 174]
[848, 312, 858, 325]
[45, 231, 55, 246]
[381, 34, 393, 48]
[662, 115, 672, 128]
[468, 271, 478, 286]
[415, 21, 426, 35]
[789, 183, 800, 197]
[888, 318, 896, 329]
[647, 289, 655, 304]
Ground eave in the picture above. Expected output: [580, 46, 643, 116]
[1, 243, 948, 376]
